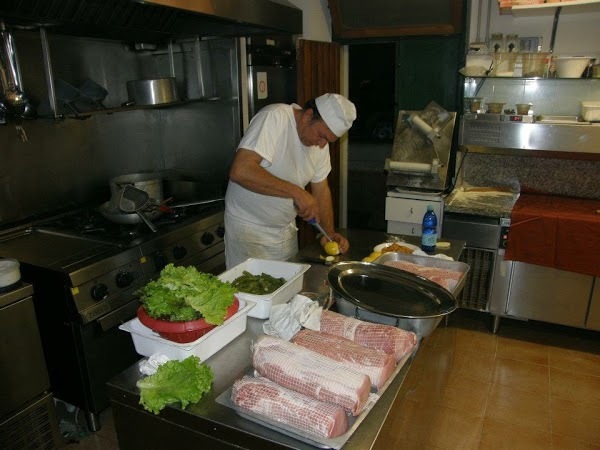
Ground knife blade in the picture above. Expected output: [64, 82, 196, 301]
[308, 218, 333, 242]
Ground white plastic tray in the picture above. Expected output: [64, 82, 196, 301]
[218, 259, 310, 319]
[119, 299, 255, 361]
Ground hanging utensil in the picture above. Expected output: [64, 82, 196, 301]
[54, 79, 81, 114]
[119, 185, 157, 232]
[78, 79, 108, 110]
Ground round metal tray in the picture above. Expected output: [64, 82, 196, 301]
[327, 261, 457, 319]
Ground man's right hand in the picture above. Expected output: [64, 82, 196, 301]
[293, 190, 319, 222]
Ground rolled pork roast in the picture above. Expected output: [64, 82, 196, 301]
[320, 310, 418, 362]
[252, 335, 371, 416]
[291, 329, 396, 389]
[231, 376, 349, 439]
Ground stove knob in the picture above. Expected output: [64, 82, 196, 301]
[173, 244, 187, 260]
[91, 283, 109, 301]
[115, 271, 134, 288]
[216, 225, 225, 238]
[154, 252, 168, 270]
[201, 231, 215, 245]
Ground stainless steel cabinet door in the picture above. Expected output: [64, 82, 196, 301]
[586, 278, 600, 331]
[507, 262, 593, 327]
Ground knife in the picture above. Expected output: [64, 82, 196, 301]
[308, 218, 333, 242]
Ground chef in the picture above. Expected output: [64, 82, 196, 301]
[224, 93, 356, 268]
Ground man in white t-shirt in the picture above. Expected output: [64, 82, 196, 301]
[224, 93, 356, 268]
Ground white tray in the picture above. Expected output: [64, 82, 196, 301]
[119, 299, 255, 361]
[218, 258, 310, 319]
[215, 349, 414, 449]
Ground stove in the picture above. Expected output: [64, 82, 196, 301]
[0, 204, 226, 431]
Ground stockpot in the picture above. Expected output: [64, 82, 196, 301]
[109, 173, 163, 202]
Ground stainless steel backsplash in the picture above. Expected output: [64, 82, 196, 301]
[0, 31, 240, 226]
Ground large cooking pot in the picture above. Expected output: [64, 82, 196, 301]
[126, 77, 178, 106]
[110, 173, 163, 202]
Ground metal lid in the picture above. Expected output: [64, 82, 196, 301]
[327, 261, 457, 319]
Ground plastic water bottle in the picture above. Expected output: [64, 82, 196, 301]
[421, 205, 438, 253]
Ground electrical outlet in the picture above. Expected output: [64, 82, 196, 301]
[519, 37, 542, 52]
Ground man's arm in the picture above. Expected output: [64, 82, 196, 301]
[310, 179, 349, 254]
[229, 148, 319, 219]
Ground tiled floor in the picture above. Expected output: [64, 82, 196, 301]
[374, 310, 600, 450]
[64, 309, 600, 449]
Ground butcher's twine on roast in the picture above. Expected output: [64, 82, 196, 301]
[291, 329, 396, 389]
[231, 376, 349, 438]
[252, 335, 371, 416]
[320, 310, 417, 362]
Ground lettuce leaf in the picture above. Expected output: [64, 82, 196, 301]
[137, 264, 236, 324]
[137, 356, 213, 414]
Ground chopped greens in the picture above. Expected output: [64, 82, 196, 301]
[137, 264, 235, 324]
[231, 270, 286, 295]
[137, 356, 213, 414]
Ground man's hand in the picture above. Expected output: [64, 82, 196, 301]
[320, 232, 349, 254]
[294, 190, 320, 221]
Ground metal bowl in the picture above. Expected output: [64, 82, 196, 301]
[328, 261, 457, 337]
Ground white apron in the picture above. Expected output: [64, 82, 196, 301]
[224, 211, 298, 269]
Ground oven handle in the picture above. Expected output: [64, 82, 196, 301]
[97, 298, 140, 332]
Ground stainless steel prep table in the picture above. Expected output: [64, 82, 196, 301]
[107, 230, 465, 450]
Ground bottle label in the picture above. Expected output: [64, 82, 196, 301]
[422, 233, 437, 247]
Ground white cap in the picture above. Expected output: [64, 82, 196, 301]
[314, 93, 356, 137]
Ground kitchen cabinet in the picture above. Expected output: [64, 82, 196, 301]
[385, 195, 443, 236]
[506, 261, 594, 328]
[586, 278, 600, 331]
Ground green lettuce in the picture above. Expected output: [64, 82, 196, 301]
[137, 356, 213, 414]
[137, 264, 236, 324]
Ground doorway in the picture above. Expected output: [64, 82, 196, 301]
[346, 36, 463, 231]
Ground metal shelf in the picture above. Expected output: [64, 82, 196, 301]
[501, 0, 600, 16]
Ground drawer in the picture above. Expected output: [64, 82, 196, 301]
[385, 197, 442, 223]
[387, 221, 421, 236]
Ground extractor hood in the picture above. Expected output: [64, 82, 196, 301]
[0, 0, 302, 42]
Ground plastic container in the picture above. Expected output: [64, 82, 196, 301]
[487, 102, 506, 114]
[421, 205, 438, 253]
[136, 297, 240, 343]
[555, 56, 593, 78]
[516, 103, 532, 115]
[218, 259, 310, 319]
[119, 299, 255, 361]
[581, 102, 600, 122]
[0, 259, 21, 289]
[522, 52, 549, 77]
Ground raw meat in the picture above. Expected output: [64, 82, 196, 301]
[231, 376, 349, 439]
[291, 329, 396, 389]
[252, 335, 371, 416]
[382, 260, 462, 291]
[320, 310, 417, 362]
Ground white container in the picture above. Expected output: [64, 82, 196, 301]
[218, 259, 310, 319]
[119, 299, 255, 361]
[0, 259, 21, 288]
[581, 101, 600, 122]
[555, 56, 592, 78]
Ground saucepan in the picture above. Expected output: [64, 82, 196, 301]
[109, 173, 163, 201]
[125, 77, 178, 106]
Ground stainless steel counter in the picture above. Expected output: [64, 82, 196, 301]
[107, 229, 465, 449]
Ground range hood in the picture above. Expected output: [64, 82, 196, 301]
[0, 0, 302, 42]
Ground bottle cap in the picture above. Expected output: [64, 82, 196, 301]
[427, 205, 434, 211]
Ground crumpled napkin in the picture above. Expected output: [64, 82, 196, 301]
[412, 248, 454, 260]
[262, 294, 323, 340]
[139, 353, 170, 375]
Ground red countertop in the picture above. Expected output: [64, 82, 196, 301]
[505, 194, 600, 277]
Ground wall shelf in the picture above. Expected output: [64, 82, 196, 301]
[500, 0, 600, 16]
[50, 97, 236, 120]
